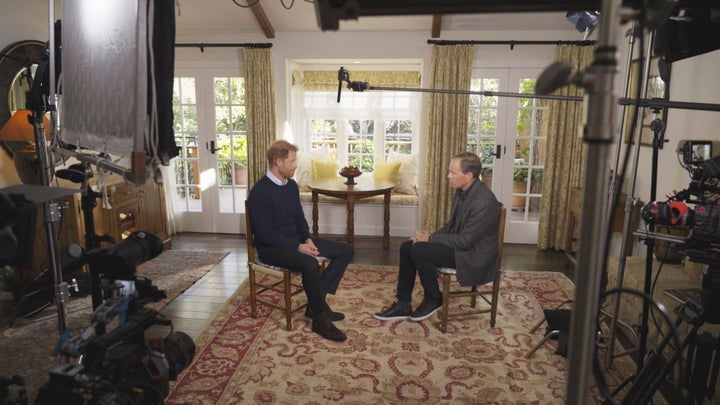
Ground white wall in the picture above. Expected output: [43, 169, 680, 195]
[633, 49, 720, 201]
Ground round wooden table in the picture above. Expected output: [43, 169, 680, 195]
[307, 177, 395, 248]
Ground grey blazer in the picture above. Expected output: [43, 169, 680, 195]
[430, 179, 500, 286]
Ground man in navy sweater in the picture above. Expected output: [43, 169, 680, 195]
[247, 140, 353, 342]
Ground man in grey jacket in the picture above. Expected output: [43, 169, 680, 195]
[374, 151, 500, 322]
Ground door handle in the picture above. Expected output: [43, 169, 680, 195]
[492, 145, 502, 159]
[208, 141, 220, 154]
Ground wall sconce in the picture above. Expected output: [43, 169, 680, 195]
[0, 109, 51, 185]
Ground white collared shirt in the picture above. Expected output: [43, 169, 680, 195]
[266, 169, 287, 186]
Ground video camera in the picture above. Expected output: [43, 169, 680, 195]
[641, 140, 720, 322]
[34, 231, 195, 405]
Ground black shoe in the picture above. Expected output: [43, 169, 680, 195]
[305, 304, 345, 321]
[373, 302, 411, 321]
[311, 311, 347, 342]
[409, 299, 442, 322]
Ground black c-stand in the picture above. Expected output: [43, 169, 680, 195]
[55, 163, 115, 309]
[623, 261, 720, 404]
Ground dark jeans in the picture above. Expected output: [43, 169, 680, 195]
[258, 238, 353, 313]
[397, 240, 455, 306]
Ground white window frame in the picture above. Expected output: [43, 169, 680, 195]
[302, 90, 420, 170]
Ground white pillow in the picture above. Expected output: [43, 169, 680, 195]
[386, 151, 418, 195]
[295, 147, 330, 191]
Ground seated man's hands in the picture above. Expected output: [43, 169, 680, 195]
[298, 238, 319, 256]
[411, 230, 430, 243]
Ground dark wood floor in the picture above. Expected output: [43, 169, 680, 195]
[149, 232, 572, 339]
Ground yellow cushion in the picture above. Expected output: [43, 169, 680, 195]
[372, 161, 401, 182]
[311, 160, 340, 179]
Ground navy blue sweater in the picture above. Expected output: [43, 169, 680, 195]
[247, 175, 311, 250]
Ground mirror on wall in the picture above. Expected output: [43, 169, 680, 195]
[0, 40, 46, 157]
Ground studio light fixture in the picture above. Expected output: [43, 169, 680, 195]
[566, 10, 600, 40]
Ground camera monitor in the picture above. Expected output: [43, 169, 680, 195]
[677, 140, 720, 166]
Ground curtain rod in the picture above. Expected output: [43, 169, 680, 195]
[427, 39, 595, 49]
[175, 42, 273, 52]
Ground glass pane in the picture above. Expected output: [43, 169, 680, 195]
[527, 196, 541, 222]
[230, 77, 245, 104]
[516, 139, 531, 164]
[216, 106, 230, 132]
[534, 138, 547, 166]
[187, 187, 202, 212]
[467, 114, 479, 134]
[174, 160, 186, 184]
[183, 107, 198, 132]
[517, 108, 532, 136]
[234, 188, 247, 213]
[175, 186, 187, 200]
[479, 140, 495, 166]
[232, 106, 246, 132]
[214, 77, 229, 104]
[216, 133, 231, 159]
[218, 162, 232, 186]
[529, 168, 543, 193]
[218, 187, 233, 213]
[481, 109, 497, 135]
[233, 134, 248, 165]
[347, 119, 374, 171]
[172, 106, 182, 131]
[186, 145, 198, 159]
[181, 78, 196, 103]
[187, 160, 199, 185]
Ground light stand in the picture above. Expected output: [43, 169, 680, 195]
[23, 55, 70, 334]
[603, 22, 642, 372]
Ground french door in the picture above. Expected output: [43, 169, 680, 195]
[171, 68, 248, 234]
[469, 68, 546, 244]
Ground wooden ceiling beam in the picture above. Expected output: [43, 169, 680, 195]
[431, 14, 442, 38]
[250, 1, 275, 39]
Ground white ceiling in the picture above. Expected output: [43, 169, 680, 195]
[175, 0, 578, 40]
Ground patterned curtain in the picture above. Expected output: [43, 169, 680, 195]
[422, 45, 473, 231]
[242, 48, 276, 185]
[537, 45, 594, 250]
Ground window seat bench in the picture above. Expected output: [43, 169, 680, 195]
[298, 191, 419, 206]
[298, 191, 419, 239]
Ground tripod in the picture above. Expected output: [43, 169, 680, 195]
[621, 264, 720, 404]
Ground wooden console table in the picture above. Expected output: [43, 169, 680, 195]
[565, 187, 640, 264]
[307, 178, 395, 248]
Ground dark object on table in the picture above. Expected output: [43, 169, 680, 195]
[339, 166, 362, 185]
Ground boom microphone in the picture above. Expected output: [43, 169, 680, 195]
[337, 67, 344, 103]
[535, 61, 579, 95]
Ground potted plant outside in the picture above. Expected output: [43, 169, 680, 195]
[217, 137, 249, 186]
[512, 168, 528, 211]
[232, 137, 249, 186]
[481, 167, 493, 188]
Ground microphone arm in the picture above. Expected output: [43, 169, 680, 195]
[336, 67, 345, 103]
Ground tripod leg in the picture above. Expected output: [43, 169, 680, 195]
[708, 333, 720, 399]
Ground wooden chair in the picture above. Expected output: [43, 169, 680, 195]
[437, 205, 506, 333]
[244, 200, 326, 331]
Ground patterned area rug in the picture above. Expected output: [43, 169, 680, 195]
[0, 249, 229, 402]
[167, 265, 634, 404]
